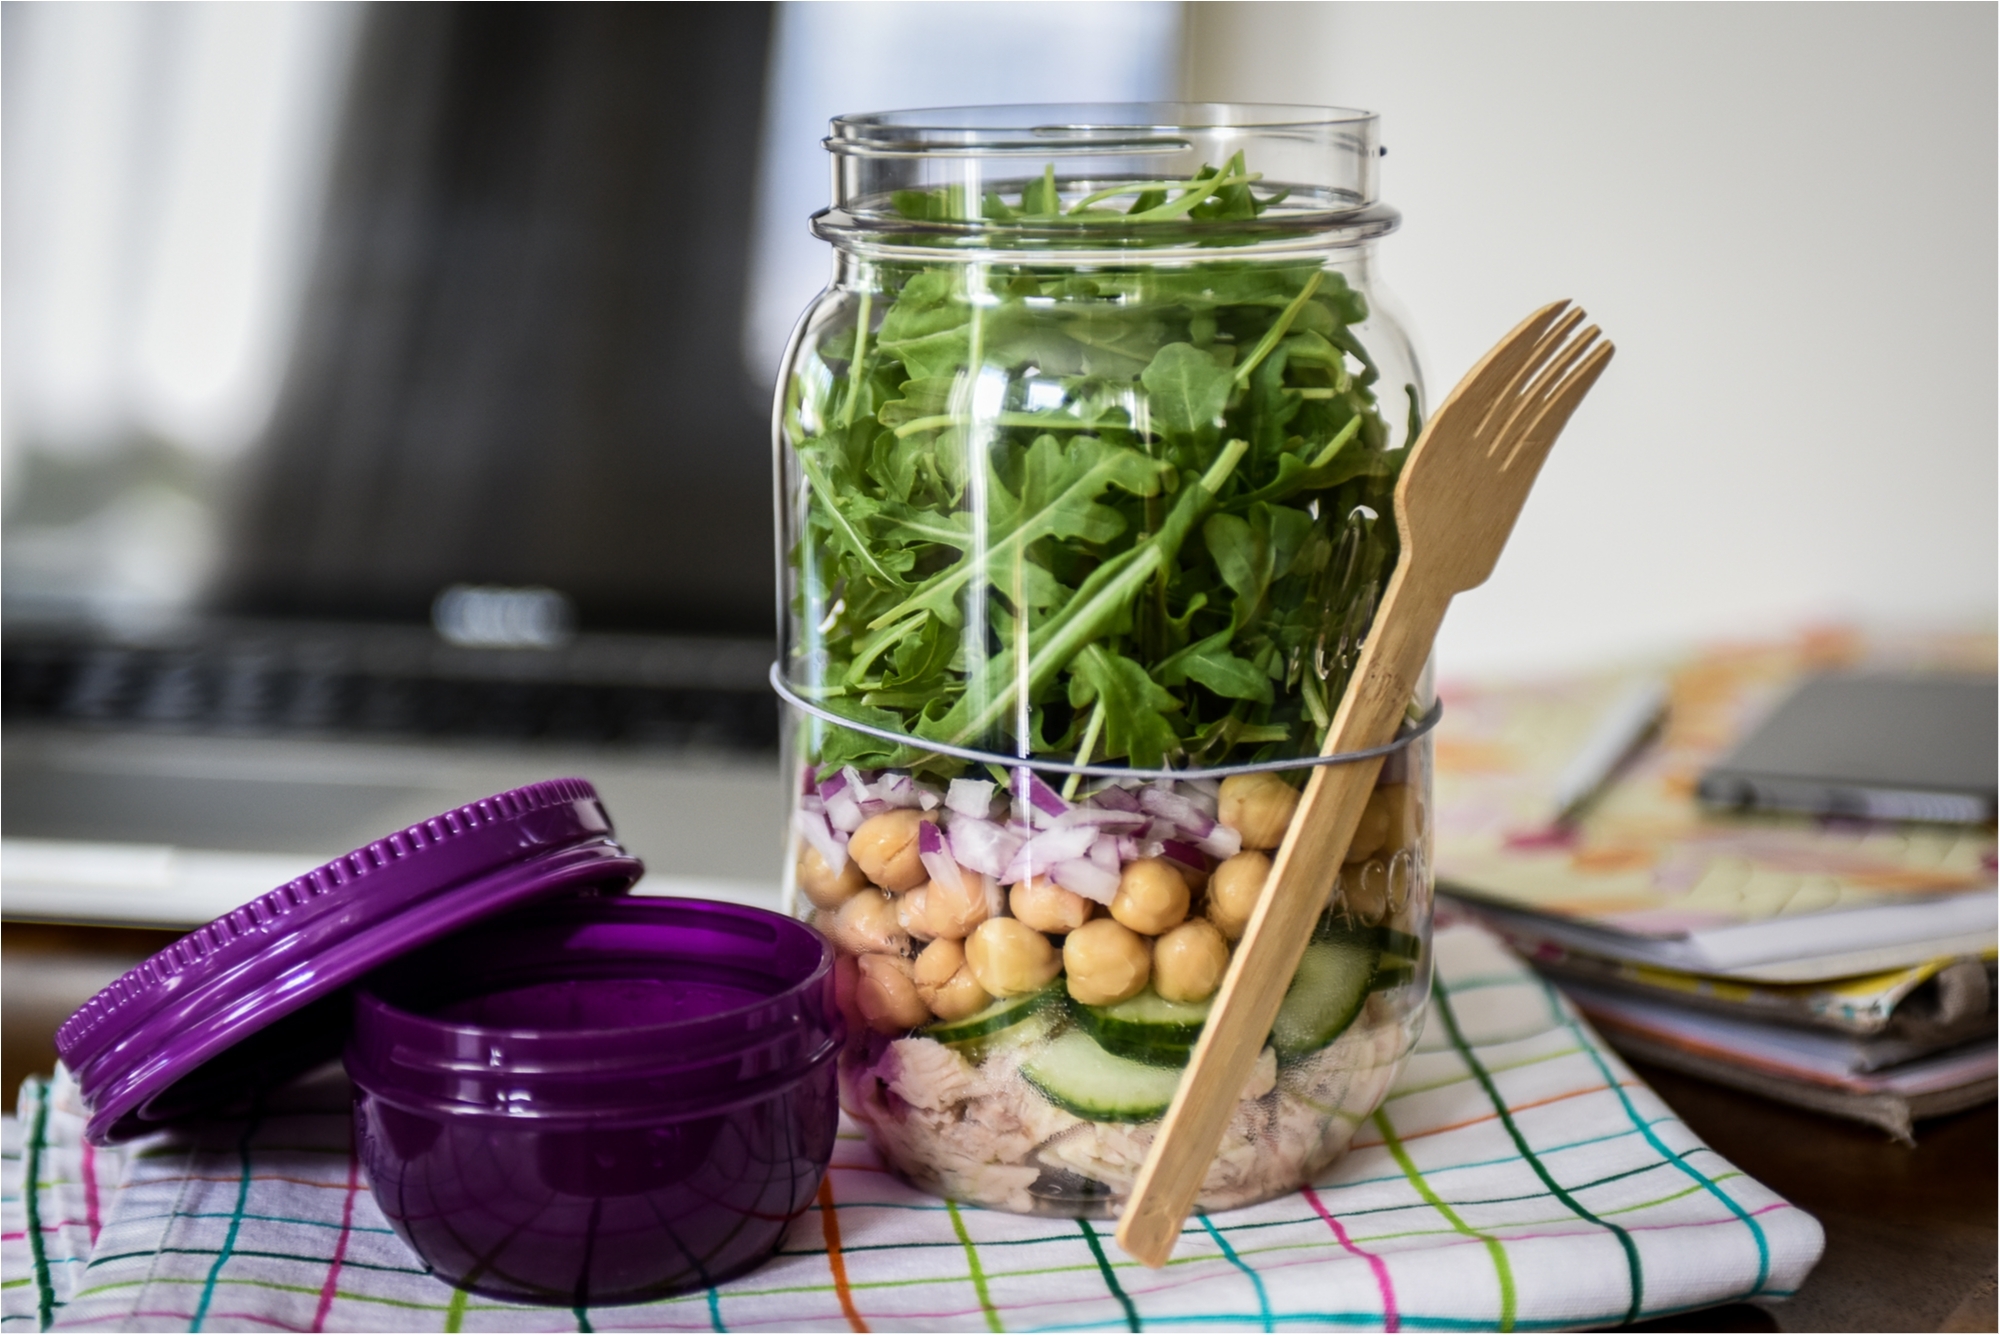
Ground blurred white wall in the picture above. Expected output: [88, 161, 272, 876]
[1, 1, 359, 623]
[3, 2, 359, 467]
[1189, 2, 1998, 677]
[742, 1, 1182, 393]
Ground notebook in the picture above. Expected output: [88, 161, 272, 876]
[1432, 629, 1998, 983]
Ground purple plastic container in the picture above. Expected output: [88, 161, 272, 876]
[346, 897, 839, 1307]
[54, 779, 842, 1308]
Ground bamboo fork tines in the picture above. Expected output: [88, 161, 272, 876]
[1115, 301, 1615, 1267]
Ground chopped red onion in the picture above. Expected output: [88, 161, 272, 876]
[1012, 767, 1070, 827]
[1139, 786, 1215, 838]
[1196, 824, 1244, 860]
[1159, 839, 1209, 873]
[817, 770, 848, 801]
[917, 788, 942, 811]
[1053, 806, 1149, 832]
[1086, 833, 1121, 873]
[1002, 823, 1097, 884]
[792, 808, 848, 872]
[1179, 785, 1219, 820]
[917, 819, 965, 894]
[946, 778, 997, 819]
[1086, 784, 1142, 813]
[823, 786, 865, 833]
[1050, 857, 1121, 904]
[1142, 818, 1179, 844]
[874, 772, 923, 810]
[946, 817, 1023, 881]
[798, 793, 826, 815]
[1181, 776, 1222, 801]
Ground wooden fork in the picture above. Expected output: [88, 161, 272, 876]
[1116, 301, 1615, 1267]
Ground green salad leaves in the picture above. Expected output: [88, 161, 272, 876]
[784, 161, 1416, 778]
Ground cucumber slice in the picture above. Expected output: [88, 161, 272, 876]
[1074, 988, 1211, 1068]
[924, 984, 1061, 1048]
[1370, 961, 1415, 993]
[1022, 1029, 1184, 1122]
[1377, 927, 1423, 963]
[1270, 936, 1379, 1058]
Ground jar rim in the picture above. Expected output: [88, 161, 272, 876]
[827, 101, 1378, 152]
[819, 101, 1388, 247]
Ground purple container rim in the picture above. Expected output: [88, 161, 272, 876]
[351, 897, 836, 1047]
[348, 1054, 841, 1130]
[345, 898, 840, 1124]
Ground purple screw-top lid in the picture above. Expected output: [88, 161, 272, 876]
[57, 777, 644, 1145]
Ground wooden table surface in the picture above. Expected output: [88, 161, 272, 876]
[4, 921, 1993, 1332]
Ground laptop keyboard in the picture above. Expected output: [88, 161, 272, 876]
[2, 629, 780, 751]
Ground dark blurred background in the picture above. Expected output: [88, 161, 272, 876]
[230, 3, 775, 634]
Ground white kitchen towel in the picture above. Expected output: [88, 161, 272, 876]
[3, 923, 1823, 1331]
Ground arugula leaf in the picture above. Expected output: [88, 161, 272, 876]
[1141, 343, 1235, 443]
[1161, 629, 1272, 704]
[1069, 643, 1182, 769]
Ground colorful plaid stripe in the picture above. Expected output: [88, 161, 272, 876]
[1, 925, 1824, 1332]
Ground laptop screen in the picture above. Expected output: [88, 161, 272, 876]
[220, 4, 777, 638]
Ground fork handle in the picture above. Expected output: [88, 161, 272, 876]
[1116, 568, 1451, 1267]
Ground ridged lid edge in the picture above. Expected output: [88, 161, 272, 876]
[54, 777, 606, 1062]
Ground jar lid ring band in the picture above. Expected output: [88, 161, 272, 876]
[769, 663, 1440, 781]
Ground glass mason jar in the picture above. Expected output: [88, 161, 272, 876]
[773, 105, 1434, 1217]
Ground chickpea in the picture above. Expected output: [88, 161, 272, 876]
[964, 918, 1061, 997]
[1173, 859, 1211, 896]
[1384, 848, 1413, 916]
[1388, 854, 1426, 937]
[831, 951, 864, 1039]
[1218, 772, 1300, 850]
[1110, 858, 1189, 936]
[797, 844, 868, 911]
[1206, 851, 1270, 941]
[855, 954, 931, 1033]
[1344, 787, 1393, 864]
[1342, 859, 1390, 925]
[1380, 784, 1424, 855]
[896, 890, 932, 942]
[1062, 919, 1151, 1006]
[826, 889, 910, 956]
[1010, 875, 1093, 935]
[847, 810, 930, 892]
[899, 870, 993, 941]
[913, 936, 965, 990]
[913, 938, 993, 1022]
[1153, 919, 1230, 1002]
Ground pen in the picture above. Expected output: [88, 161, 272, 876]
[1552, 676, 1670, 824]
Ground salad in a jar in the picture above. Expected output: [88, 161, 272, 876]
[793, 761, 1429, 1215]
[778, 152, 1433, 1215]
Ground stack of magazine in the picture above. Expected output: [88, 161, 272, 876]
[1434, 629, 1997, 1142]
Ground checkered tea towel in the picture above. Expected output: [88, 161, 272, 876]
[4, 923, 1823, 1332]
